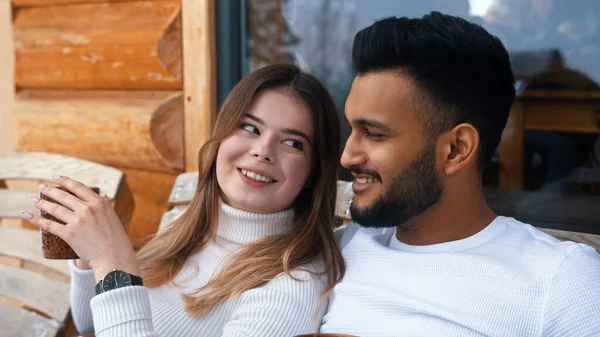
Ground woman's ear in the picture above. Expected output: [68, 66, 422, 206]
[442, 123, 480, 175]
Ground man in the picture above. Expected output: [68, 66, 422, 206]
[320, 12, 600, 336]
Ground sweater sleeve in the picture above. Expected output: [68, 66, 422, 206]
[90, 285, 155, 337]
[221, 269, 328, 337]
[69, 260, 97, 334]
[542, 244, 600, 336]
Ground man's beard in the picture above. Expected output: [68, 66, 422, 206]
[350, 142, 443, 228]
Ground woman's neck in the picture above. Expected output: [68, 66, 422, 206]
[216, 202, 295, 245]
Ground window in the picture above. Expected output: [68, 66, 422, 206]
[237, 0, 600, 233]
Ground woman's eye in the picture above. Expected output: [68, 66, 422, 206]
[283, 140, 304, 151]
[241, 123, 259, 134]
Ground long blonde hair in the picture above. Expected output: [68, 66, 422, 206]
[136, 63, 345, 316]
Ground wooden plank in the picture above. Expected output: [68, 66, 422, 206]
[524, 100, 600, 133]
[0, 188, 37, 218]
[0, 264, 70, 320]
[182, 0, 217, 172]
[168, 171, 198, 204]
[120, 168, 177, 247]
[158, 205, 187, 232]
[13, 0, 177, 7]
[335, 180, 353, 220]
[113, 179, 135, 233]
[14, 1, 182, 89]
[0, 301, 60, 337]
[0, 1, 15, 153]
[14, 90, 184, 173]
[0, 227, 70, 276]
[498, 101, 525, 190]
[0, 152, 124, 199]
[538, 228, 600, 253]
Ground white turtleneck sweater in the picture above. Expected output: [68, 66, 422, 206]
[69, 203, 327, 337]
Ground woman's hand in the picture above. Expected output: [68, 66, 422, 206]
[22, 175, 140, 282]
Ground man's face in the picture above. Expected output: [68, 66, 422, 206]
[341, 72, 443, 228]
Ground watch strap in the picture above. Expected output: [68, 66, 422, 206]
[130, 274, 144, 286]
[95, 279, 101, 295]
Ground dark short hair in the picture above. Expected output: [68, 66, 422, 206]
[352, 11, 515, 170]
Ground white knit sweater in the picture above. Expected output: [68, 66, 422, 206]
[69, 203, 327, 337]
[320, 216, 600, 336]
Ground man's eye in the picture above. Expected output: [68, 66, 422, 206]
[365, 131, 384, 140]
[283, 140, 304, 151]
[241, 123, 259, 134]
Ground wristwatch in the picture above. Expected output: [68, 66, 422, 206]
[95, 269, 144, 295]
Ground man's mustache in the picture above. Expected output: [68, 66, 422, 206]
[347, 167, 382, 181]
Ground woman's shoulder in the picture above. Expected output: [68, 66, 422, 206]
[265, 259, 328, 290]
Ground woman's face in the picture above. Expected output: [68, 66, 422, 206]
[216, 89, 314, 213]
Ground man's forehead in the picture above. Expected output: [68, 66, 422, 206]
[345, 72, 417, 123]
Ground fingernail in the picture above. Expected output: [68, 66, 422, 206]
[31, 196, 41, 203]
[51, 175, 61, 180]
[22, 211, 34, 220]
[38, 184, 47, 190]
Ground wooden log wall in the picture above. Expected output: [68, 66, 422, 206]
[10, 0, 195, 242]
[15, 90, 184, 172]
[14, 1, 181, 89]
[0, 2, 15, 153]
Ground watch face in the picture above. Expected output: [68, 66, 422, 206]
[102, 270, 132, 292]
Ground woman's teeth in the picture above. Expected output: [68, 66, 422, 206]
[241, 169, 273, 182]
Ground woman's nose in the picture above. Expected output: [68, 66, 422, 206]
[250, 141, 274, 162]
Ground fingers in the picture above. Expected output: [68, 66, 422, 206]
[51, 175, 101, 202]
[22, 211, 67, 239]
[30, 194, 79, 225]
[37, 183, 82, 212]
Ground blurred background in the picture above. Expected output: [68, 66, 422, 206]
[1, 0, 599, 241]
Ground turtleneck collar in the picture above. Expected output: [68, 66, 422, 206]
[216, 202, 296, 245]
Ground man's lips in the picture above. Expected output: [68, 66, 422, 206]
[350, 172, 380, 193]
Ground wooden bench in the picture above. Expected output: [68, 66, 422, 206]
[157, 173, 600, 253]
[0, 151, 135, 337]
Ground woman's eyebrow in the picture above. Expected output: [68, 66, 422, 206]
[281, 128, 312, 144]
[245, 114, 265, 125]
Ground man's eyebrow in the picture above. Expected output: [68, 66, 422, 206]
[245, 114, 312, 144]
[352, 118, 394, 133]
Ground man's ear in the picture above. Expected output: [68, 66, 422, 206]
[441, 123, 480, 175]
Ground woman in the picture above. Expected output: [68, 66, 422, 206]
[23, 63, 345, 336]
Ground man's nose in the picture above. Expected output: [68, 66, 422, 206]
[340, 134, 366, 169]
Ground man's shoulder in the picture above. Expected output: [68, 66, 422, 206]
[491, 216, 600, 277]
[498, 216, 594, 254]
